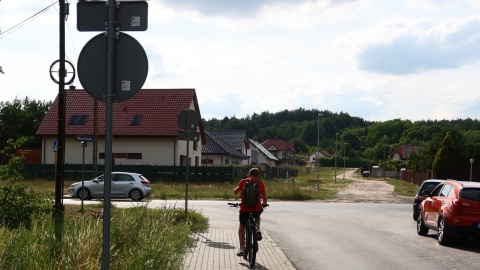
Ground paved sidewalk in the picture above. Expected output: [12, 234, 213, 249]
[183, 220, 296, 270]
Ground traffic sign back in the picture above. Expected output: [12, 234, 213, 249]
[77, 1, 148, 32]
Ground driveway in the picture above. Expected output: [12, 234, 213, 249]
[324, 169, 412, 203]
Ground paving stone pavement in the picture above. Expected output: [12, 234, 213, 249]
[183, 220, 296, 270]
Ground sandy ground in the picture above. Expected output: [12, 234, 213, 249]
[324, 169, 413, 204]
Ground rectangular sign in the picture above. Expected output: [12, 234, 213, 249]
[77, 1, 148, 32]
[76, 135, 94, 142]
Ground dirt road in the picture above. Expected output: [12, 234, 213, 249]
[324, 169, 413, 203]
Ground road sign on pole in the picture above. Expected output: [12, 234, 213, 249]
[76, 1, 149, 269]
[77, 1, 148, 32]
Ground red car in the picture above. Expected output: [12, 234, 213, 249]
[417, 180, 480, 245]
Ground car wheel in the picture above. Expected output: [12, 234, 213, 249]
[437, 216, 451, 245]
[77, 188, 91, 200]
[129, 189, 144, 201]
[417, 210, 429, 236]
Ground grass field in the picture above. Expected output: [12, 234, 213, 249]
[14, 167, 418, 201]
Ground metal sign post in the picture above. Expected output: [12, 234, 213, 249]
[76, 1, 148, 269]
[177, 109, 200, 217]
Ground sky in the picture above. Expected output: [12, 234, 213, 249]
[2, 0, 480, 122]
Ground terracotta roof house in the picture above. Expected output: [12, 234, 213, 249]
[36, 87, 205, 166]
[388, 145, 425, 161]
[202, 130, 249, 165]
[261, 139, 295, 162]
[309, 150, 333, 164]
[248, 139, 278, 166]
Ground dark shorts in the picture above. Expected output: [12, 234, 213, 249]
[239, 210, 263, 226]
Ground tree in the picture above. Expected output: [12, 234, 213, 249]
[0, 97, 51, 151]
[433, 130, 465, 171]
[0, 66, 4, 74]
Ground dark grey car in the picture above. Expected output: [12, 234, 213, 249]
[412, 179, 444, 220]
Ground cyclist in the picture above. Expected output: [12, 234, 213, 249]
[233, 168, 268, 256]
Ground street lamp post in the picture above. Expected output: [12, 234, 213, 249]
[470, 158, 474, 182]
[343, 143, 347, 180]
[383, 135, 387, 178]
[317, 113, 323, 190]
[335, 133, 338, 183]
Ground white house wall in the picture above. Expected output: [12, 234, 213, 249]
[42, 136, 201, 166]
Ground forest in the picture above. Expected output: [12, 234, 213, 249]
[203, 108, 480, 173]
[2, 97, 480, 173]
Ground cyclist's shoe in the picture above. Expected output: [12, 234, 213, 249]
[236, 247, 245, 256]
[256, 229, 263, 241]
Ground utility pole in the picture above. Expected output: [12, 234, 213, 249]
[54, 0, 67, 217]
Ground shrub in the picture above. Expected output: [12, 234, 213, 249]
[0, 137, 52, 229]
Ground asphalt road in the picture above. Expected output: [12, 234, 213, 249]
[64, 199, 480, 270]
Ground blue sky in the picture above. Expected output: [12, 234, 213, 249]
[2, 0, 480, 121]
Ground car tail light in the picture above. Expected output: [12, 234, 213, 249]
[140, 180, 150, 185]
[453, 199, 471, 207]
[415, 195, 425, 200]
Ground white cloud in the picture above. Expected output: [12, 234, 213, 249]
[407, 0, 458, 11]
[337, 15, 480, 75]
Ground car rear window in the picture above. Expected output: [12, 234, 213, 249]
[460, 188, 480, 202]
[419, 182, 441, 194]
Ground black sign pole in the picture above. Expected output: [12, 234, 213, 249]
[102, 0, 116, 269]
[185, 110, 190, 217]
[54, 0, 66, 217]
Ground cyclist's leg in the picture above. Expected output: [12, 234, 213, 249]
[238, 224, 246, 247]
[252, 211, 263, 241]
[237, 212, 248, 256]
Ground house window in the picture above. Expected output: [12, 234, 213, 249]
[202, 159, 213, 164]
[225, 159, 230, 165]
[128, 153, 142, 159]
[68, 115, 87, 125]
[193, 141, 198, 151]
[130, 115, 142, 125]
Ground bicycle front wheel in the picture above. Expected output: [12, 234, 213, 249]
[245, 226, 257, 268]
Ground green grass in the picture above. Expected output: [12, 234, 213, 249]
[0, 204, 208, 270]
[385, 178, 418, 197]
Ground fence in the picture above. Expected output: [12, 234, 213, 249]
[23, 164, 298, 182]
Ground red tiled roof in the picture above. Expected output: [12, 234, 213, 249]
[261, 139, 295, 151]
[36, 88, 204, 138]
[388, 145, 425, 159]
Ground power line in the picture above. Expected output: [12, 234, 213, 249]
[0, 1, 59, 40]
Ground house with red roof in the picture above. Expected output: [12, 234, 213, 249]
[261, 139, 295, 163]
[36, 87, 205, 166]
[388, 145, 425, 162]
[248, 139, 278, 166]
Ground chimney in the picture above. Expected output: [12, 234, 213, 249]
[69, 85, 76, 90]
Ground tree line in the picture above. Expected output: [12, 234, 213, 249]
[2, 97, 480, 174]
[0, 97, 51, 163]
[203, 108, 480, 173]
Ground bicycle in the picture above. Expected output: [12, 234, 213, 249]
[228, 202, 268, 268]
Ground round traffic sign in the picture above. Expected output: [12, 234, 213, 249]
[77, 32, 149, 102]
[177, 109, 200, 131]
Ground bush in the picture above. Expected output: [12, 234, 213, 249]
[0, 180, 52, 229]
[0, 137, 52, 229]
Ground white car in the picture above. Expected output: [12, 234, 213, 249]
[69, 172, 152, 201]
